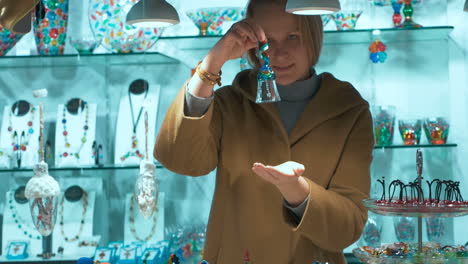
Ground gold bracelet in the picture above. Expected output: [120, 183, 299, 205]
[196, 61, 222, 86]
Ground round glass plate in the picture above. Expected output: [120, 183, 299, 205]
[353, 247, 468, 264]
[363, 199, 468, 217]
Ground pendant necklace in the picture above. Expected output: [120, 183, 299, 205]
[60, 100, 89, 159]
[129, 194, 158, 241]
[59, 187, 88, 242]
[7, 188, 42, 240]
[120, 85, 148, 162]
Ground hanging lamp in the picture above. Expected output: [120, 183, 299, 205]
[126, 0, 179, 27]
[285, 0, 341, 15]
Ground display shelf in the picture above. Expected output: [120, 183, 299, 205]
[374, 143, 458, 149]
[353, 247, 468, 264]
[0, 163, 163, 173]
[158, 26, 454, 50]
[363, 199, 468, 218]
[0, 26, 453, 69]
[0, 52, 177, 69]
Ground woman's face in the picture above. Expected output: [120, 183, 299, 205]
[252, 4, 311, 85]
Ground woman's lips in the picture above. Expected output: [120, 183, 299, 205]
[273, 64, 294, 73]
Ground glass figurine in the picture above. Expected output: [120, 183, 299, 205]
[256, 40, 281, 104]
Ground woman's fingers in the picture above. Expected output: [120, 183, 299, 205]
[252, 163, 281, 183]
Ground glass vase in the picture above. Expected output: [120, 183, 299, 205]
[33, 0, 70, 55]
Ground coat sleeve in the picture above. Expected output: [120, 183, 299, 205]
[283, 106, 373, 252]
[154, 82, 222, 176]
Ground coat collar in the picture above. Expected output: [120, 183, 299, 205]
[232, 70, 368, 146]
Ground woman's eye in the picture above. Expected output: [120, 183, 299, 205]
[288, 34, 299, 40]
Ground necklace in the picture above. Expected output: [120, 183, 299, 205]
[129, 194, 158, 241]
[9, 103, 36, 153]
[59, 102, 89, 159]
[120, 88, 148, 162]
[59, 190, 88, 242]
[7, 191, 42, 240]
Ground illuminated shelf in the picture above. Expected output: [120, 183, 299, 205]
[373, 143, 457, 149]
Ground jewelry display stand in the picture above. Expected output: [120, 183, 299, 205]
[114, 80, 160, 166]
[123, 192, 165, 243]
[54, 100, 97, 167]
[53, 178, 100, 257]
[2, 190, 43, 255]
[0, 101, 40, 168]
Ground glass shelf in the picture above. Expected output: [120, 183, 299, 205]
[373, 143, 458, 149]
[363, 199, 468, 218]
[353, 247, 468, 264]
[158, 26, 454, 50]
[0, 52, 177, 69]
[0, 163, 163, 173]
[0, 26, 453, 69]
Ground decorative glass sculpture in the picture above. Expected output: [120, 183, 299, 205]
[396, 0, 422, 29]
[68, 0, 101, 54]
[135, 160, 158, 219]
[256, 41, 280, 104]
[372, 105, 396, 146]
[186, 7, 245, 36]
[360, 215, 383, 248]
[423, 117, 449, 145]
[0, 25, 24, 56]
[398, 119, 422, 145]
[394, 216, 416, 242]
[33, 0, 70, 55]
[426, 217, 447, 243]
[329, 11, 363, 30]
[25, 161, 60, 236]
[89, 0, 163, 53]
[391, 1, 404, 27]
[321, 15, 331, 27]
[69, 38, 100, 54]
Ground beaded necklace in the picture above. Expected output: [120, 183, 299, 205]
[59, 102, 89, 159]
[7, 191, 42, 240]
[59, 189, 88, 242]
[8, 103, 36, 153]
[129, 194, 158, 241]
[120, 86, 148, 162]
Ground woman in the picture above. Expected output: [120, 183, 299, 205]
[155, 0, 374, 263]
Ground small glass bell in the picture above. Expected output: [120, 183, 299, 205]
[256, 40, 280, 104]
[135, 160, 158, 219]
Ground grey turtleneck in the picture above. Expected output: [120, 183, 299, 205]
[184, 69, 321, 223]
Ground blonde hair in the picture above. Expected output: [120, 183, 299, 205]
[245, 0, 323, 70]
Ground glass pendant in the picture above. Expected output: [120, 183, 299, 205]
[25, 161, 60, 236]
[135, 159, 158, 219]
[256, 40, 280, 104]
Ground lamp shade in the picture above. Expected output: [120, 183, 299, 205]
[286, 0, 341, 15]
[126, 0, 180, 27]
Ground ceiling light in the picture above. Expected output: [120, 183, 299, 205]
[126, 0, 179, 28]
[286, 0, 341, 15]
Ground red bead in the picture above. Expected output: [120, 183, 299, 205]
[63, 152, 68, 157]
[63, 131, 68, 136]
[27, 121, 33, 127]
[21, 145, 26, 151]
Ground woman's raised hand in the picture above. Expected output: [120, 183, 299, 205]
[208, 19, 267, 67]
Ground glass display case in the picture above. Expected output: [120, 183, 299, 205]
[1, 0, 468, 263]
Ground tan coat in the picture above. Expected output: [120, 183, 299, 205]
[155, 70, 374, 264]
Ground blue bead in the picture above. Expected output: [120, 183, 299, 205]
[62, 119, 66, 124]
